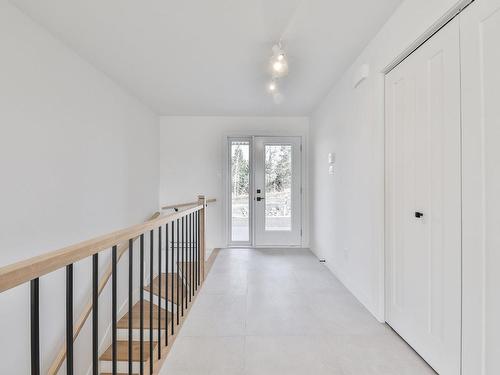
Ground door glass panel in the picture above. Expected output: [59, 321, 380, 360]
[265, 144, 292, 231]
[231, 141, 250, 242]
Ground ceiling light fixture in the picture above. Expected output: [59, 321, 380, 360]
[263, 0, 304, 103]
[268, 80, 277, 92]
[266, 42, 289, 103]
[269, 44, 288, 78]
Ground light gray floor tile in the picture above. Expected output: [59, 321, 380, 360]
[161, 336, 245, 372]
[306, 290, 391, 336]
[246, 289, 325, 336]
[321, 334, 436, 374]
[202, 269, 247, 295]
[180, 293, 246, 337]
[160, 248, 435, 375]
[244, 335, 344, 375]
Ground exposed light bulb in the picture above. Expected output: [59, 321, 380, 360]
[270, 51, 288, 78]
[273, 61, 284, 72]
[268, 81, 277, 92]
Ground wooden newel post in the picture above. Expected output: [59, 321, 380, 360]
[197, 195, 206, 281]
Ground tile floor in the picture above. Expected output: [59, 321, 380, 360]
[160, 248, 436, 375]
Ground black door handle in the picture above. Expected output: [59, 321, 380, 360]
[256, 197, 265, 202]
[415, 212, 424, 218]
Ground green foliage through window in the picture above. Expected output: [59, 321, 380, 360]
[265, 145, 291, 193]
[231, 144, 249, 196]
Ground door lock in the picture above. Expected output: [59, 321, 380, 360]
[415, 212, 424, 218]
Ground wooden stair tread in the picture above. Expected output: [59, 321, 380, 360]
[177, 262, 198, 283]
[100, 340, 156, 362]
[117, 300, 172, 329]
[145, 273, 187, 301]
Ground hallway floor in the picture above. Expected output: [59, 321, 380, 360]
[160, 248, 435, 375]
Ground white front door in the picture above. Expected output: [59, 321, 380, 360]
[253, 137, 302, 247]
[385, 17, 461, 375]
[227, 136, 302, 247]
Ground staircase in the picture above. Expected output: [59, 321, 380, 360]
[0, 195, 215, 375]
[99, 267, 194, 374]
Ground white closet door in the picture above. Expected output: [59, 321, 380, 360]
[461, 0, 500, 373]
[385, 17, 461, 375]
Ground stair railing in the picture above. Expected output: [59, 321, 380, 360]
[162, 198, 216, 212]
[46, 212, 161, 375]
[0, 195, 210, 375]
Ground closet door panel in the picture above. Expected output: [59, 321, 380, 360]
[461, 1, 500, 373]
[385, 16, 461, 375]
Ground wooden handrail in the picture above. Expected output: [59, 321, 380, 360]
[47, 211, 160, 375]
[162, 198, 216, 210]
[0, 204, 203, 293]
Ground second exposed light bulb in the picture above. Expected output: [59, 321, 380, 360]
[268, 81, 277, 92]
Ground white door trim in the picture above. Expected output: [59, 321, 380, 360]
[381, 0, 474, 74]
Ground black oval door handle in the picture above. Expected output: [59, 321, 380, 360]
[415, 212, 424, 218]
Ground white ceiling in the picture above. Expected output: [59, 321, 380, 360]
[10, 0, 402, 116]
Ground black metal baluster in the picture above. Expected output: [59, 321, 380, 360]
[112, 245, 117, 375]
[158, 227, 162, 360]
[149, 230, 154, 374]
[185, 217, 188, 308]
[186, 214, 192, 305]
[165, 223, 169, 347]
[30, 278, 40, 375]
[128, 239, 133, 375]
[66, 264, 74, 375]
[193, 211, 199, 290]
[191, 213, 194, 297]
[176, 219, 180, 325]
[194, 211, 197, 290]
[181, 216, 184, 316]
[139, 234, 144, 375]
[171, 220, 175, 335]
[189, 213, 192, 300]
[92, 254, 98, 375]
[197, 210, 200, 286]
[191, 212, 196, 298]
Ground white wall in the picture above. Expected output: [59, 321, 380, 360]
[309, 0, 467, 321]
[159, 116, 309, 250]
[0, 2, 159, 374]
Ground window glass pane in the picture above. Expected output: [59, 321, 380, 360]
[265, 145, 292, 231]
[231, 141, 250, 241]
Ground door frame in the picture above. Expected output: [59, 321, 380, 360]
[223, 134, 306, 248]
